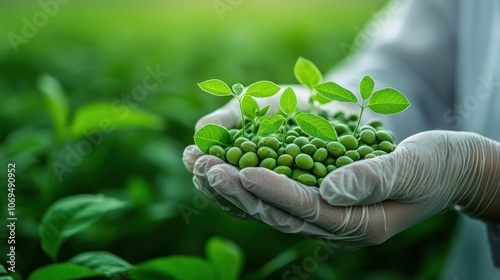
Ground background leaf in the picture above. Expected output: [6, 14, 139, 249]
[194, 124, 232, 154]
[367, 88, 410, 114]
[206, 237, 243, 280]
[37, 74, 69, 140]
[245, 81, 281, 97]
[294, 57, 322, 90]
[40, 195, 126, 261]
[314, 82, 358, 103]
[71, 101, 163, 139]
[68, 251, 133, 275]
[133, 256, 214, 280]
[198, 79, 232, 96]
[295, 113, 338, 141]
[257, 115, 285, 136]
[242, 95, 259, 120]
[279, 87, 297, 115]
[359, 75, 375, 100]
[312, 93, 333, 104]
[27, 263, 105, 280]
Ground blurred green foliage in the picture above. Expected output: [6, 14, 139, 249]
[0, 0, 457, 279]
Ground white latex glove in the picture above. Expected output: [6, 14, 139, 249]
[183, 89, 500, 249]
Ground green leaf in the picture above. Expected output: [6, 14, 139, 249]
[71, 101, 163, 139]
[242, 95, 259, 120]
[134, 256, 214, 280]
[314, 82, 358, 103]
[0, 264, 7, 275]
[311, 93, 333, 104]
[194, 124, 231, 154]
[27, 263, 105, 280]
[257, 115, 285, 136]
[359, 75, 375, 100]
[69, 251, 133, 275]
[245, 81, 281, 97]
[279, 87, 297, 115]
[294, 57, 322, 90]
[257, 105, 271, 118]
[367, 88, 411, 114]
[40, 194, 126, 261]
[0, 277, 14, 280]
[206, 237, 243, 280]
[37, 74, 69, 140]
[232, 83, 244, 95]
[198, 79, 232, 96]
[295, 113, 338, 141]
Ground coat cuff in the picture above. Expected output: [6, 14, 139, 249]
[487, 223, 500, 268]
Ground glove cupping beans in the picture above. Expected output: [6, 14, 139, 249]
[193, 57, 410, 188]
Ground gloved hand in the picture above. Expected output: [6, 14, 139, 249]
[183, 90, 500, 249]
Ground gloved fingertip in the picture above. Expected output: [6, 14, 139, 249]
[206, 164, 239, 192]
[193, 155, 226, 177]
[183, 145, 204, 173]
[239, 167, 278, 191]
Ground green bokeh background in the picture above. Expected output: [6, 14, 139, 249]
[0, 0, 457, 279]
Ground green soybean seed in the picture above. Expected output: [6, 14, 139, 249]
[313, 148, 328, 162]
[258, 136, 280, 152]
[226, 147, 243, 165]
[310, 138, 327, 149]
[357, 146, 374, 158]
[209, 145, 226, 161]
[376, 131, 393, 143]
[228, 128, 239, 140]
[317, 178, 323, 186]
[298, 174, 317, 186]
[348, 114, 358, 121]
[327, 141, 347, 158]
[336, 156, 354, 167]
[295, 154, 314, 170]
[285, 143, 301, 158]
[339, 135, 358, 150]
[379, 129, 395, 141]
[370, 144, 379, 150]
[364, 153, 376, 159]
[288, 130, 300, 137]
[311, 162, 328, 177]
[326, 165, 337, 173]
[347, 121, 357, 131]
[372, 150, 388, 156]
[379, 141, 395, 153]
[301, 144, 317, 155]
[239, 152, 259, 168]
[291, 169, 310, 180]
[234, 137, 249, 148]
[360, 130, 376, 145]
[286, 135, 297, 144]
[257, 146, 278, 160]
[360, 125, 377, 133]
[224, 146, 232, 153]
[323, 156, 336, 165]
[293, 136, 309, 148]
[277, 147, 286, 156]
[274, 166, 292, 177]
[241, 141, 257, 153]
[345, 150, 361, 161]
[277, 154, 294, 167]
[251, 135, 263, 145]
[368, 119, 383, 127]
[333, 123, 349, 135]
[293, 126, 303, 133]
[260, 158, 277, 170]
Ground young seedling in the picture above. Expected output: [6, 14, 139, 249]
[241, 94, 271, 135]
[278, 87, 298, 145]
[197, 79, 280, 139]
[314, 75, 410, 135]
[294, 57, 331, 112]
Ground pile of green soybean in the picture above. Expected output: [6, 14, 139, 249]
[207, 112, 396, 187]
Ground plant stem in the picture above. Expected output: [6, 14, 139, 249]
[234, 94, 246, 139]
[282, 117, 288, 147]
[353, 103, 364, 136]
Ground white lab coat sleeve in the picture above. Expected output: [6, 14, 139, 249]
[324, 0, 457, 140]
